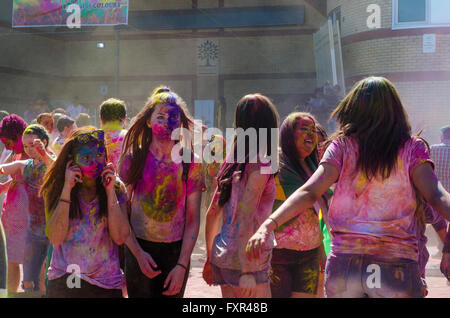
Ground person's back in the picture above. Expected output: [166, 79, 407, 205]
[99, 98, 127, 170]
[212, 162, 276, 270]
[322, 135, 432, 262]
[430, 125, 450, 192]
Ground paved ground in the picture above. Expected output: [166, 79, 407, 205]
[184, 251, 450, 298]
[10, 239, 450, 298]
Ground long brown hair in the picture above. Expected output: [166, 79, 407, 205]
[216, 93, 280, 207]
[329, 77, 411, 180]
[40, 127, 109, 220]
[118, 91, 194, 187]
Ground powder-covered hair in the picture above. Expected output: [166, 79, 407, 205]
[329, 76, 411, 180]
[23, 124, 50, 148]
[40, 127, 110, 220]
[0, 114, 28, 141]
[216, 93, 280, 207]
[99, 98, 127, 123]
[118, 91, 194, 187]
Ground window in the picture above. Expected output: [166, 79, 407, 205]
[393, 0, 450, 29]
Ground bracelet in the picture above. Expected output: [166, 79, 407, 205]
[59, 198, 71, 204]
[240, 272, 255, 277]
[268, 217, 279, 229]
[176, 263, 188, 271]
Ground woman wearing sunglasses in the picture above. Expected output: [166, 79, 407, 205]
[40, 127, 130, 298]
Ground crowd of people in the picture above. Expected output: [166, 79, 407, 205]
[0, 77, 448, 299]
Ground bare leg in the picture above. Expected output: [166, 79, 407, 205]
[291, 291, 316, 298]
[7, 262, 20, 293]
[221, 283, 271, 298]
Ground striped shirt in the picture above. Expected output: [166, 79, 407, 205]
[430, 139, 450, 192]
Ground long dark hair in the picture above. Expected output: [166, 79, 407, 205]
[216, 94, 280, 207]
[329, 77, 411, 180]
[279, 112, 319, 181]
[40, 127, 109, 220]
[118, 91, 194, 187]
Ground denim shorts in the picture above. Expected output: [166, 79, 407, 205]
[324, 253, 426, 298]
[22, 231, 49, 291]
[270, 247, 321, 297]
[210, 263, 270, 287]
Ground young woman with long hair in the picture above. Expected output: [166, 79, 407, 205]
[269, 112, 331, 298]
[247, 77, 450, 298]
[0, 114, 29, 294]
[118, 90, 205, 298]
[0, 124, 55, 294]
[41, 127, 130, 298]
[203, 93, 279, 298]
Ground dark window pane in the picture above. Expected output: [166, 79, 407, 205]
[398, 0, 426, 22]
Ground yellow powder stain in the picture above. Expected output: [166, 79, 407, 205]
[302, 268, 319, 294]
[274, 176, 286, 201]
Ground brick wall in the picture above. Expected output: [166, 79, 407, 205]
[326, 0, 450, 144]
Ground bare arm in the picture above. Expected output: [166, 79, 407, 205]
[178, 190, 202, 268]
[45, 161, 81, 246]
[237, 169, 271, 273]
[163, 189, 202, 296]
[412, 163, 450, 221]
[205, 187, 222, 260]
[46, 185, 72, 246]
[102, 164, 130, 245]
[0, 180, 12, 194]
[0, 160, 26, 176]
[246, 163, 339, 260]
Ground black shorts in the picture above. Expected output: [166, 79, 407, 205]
[47, 274, 122, 298]
[270, 247, 321, 297]
[124, 238, 190, 298]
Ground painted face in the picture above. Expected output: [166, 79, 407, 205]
[22, 134, 44, 159]
[295, 117, 318, 160]
[0, 137, 15, 151]
[74, 142, 106, 179]
[40, 118, 54, 134]
[148, 104, 181, 138]
[1, 136, 23, 153]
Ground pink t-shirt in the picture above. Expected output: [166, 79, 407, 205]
[320, 136, 434, 262]
[103, 123, 127, 171]
[211, 162, 277, 271]
[47, 180, 127, 289]
[119, 151, 205, 243]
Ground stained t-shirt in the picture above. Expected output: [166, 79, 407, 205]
[119, 150, 205, 243]
[23, 159, 47, 237]
[103, 123, 127, 171]
[211, 162, 277, 272]
[272, 156, 326, 251]
[320, 136, 434, 262]
[47, 179, 127, 289]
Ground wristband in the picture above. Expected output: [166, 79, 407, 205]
[59, 198, 71, 204]
[176, 263, 188, 271]
[268, 217, 279, 229]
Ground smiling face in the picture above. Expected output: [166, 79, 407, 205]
[294, 116, 318, 160]
[74, 141, 106, 179]
[147, 104, 181, 139]
[22, 134, 45, 159]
